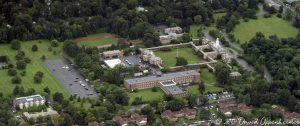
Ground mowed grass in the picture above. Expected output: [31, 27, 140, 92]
[0, 40, 69, 96]
[213, 12, 226, 20]
[187, 68, 223, 96]
[189, 25, 218, 39]
[155, 48, 207, 68]
[128, 88, 165, 103]
[75, 33, 119, 47]
[233, 16, 298, 44]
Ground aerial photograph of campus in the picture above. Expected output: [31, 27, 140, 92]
[1, 0, 300, 126]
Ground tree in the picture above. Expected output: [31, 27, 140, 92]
[16, 60, 26, 69]
[44, 87, 50, 94]
[12, 76, 22, 84]
[176, 57, 188, 66]
[187, 94, 197, 107]
[181, 33, 191, 42]
[132, 97, 143, 105]
[34, 75, 42, 83]
[215, 62, 231, 85]
[11, 40, 21, 50]
[198, 82, 205, 94]
[166, 98, 187, 111]
[13, 86, 20, 96]
[294, 16, 300, 28]
[7, 69, 17, 76]
[53, 92, 64, 103]
[194, 15, 202, 24]
[31, 44, 38, 52]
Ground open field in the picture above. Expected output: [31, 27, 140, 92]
[75, 33, 119, 47]
[233, 16, 298, 44]
[155, 48, 207, 68]
[187, 68, 223, 95]
[128, 88, 165, 103]
[0, 40, 69, 96]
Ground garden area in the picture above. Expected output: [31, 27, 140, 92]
[155, 48, 207, 68]
[75, 33, 119, 47]
[233, 16, 298, 44]
[0, 40, 69, 96]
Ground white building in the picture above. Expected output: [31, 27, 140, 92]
[140, 49, 162, 66]
[14, 95, 45, 109]
[160, 27, 184, 44]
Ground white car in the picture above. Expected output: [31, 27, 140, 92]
[81, 84, 86, 87]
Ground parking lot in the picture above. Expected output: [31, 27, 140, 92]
[44, 59, 98, 98]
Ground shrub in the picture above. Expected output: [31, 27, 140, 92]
[51, 40, 59, 47]
[12, 76, 22, 84]
[24, 57, 31, 63]
[31, 44, 38, 52]
[11, 40, 21, 50]
[20, 71, 26, 76]
[16, 60, 26, 69]
[7, 69, 17, 76]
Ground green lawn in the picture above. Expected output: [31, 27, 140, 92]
[128, 88, 165, 103]
[0, 40, 69, 97]
[75, 33, 119, 47]
[187, 68, 223, 95]
[233, 16, 298, 44]
[213, 12, 226, 20]
[155, 48, 207, 68]
[189, 25, 218, 39]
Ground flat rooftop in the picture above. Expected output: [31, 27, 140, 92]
[163, 85, 185, 95]
[15, 95, 44, 105]
[125, 70, 199, 85]
[104, 59, 123, 68]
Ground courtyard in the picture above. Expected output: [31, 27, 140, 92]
[155, 48, 207, 68]
[128, 88, 165, 103]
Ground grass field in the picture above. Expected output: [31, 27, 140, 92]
[187, 68, 223, 95]
[0, 40, 69, 96]
[75, 33, 119, 47]
[128, 88, 165, 103]
[213, 12, 226, 20]
[233, 16, 298, 44]
[155, 48, 207, 68]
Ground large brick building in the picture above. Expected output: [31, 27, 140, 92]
[124, 70, 200, 97]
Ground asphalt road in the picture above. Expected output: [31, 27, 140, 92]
[44, 59, 98, 98]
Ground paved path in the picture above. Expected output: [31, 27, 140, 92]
[44, 59, 98, 98]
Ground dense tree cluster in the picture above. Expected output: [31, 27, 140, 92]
[0, 0, 217, 45]
[63, 41, 100, 80]
[242, 32, 300, 112]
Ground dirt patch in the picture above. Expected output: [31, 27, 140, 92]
[102, 34, 118, 38]
[75, 36, 103, 43]
[97, 44, 112, 49]
[127, 40, 144, 44]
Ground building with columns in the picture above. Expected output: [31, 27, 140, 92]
[14, 95, 45, 109]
